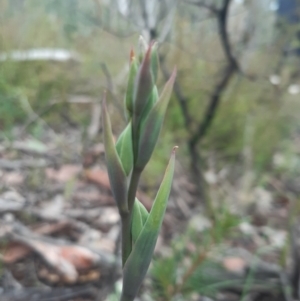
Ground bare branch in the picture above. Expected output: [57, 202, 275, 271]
[217, 0, 239, 71]
[190, 0, 239, 147]
[190, 64, 235, 147]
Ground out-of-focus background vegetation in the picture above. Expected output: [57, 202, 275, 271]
[1, 0, 299, 178]
[2, 0, 300, 300]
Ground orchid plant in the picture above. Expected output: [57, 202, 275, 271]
[102, 38, 177, 301]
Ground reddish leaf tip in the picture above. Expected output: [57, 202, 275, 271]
[130, 49, 135, 62]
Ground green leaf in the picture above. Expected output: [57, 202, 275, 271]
[102, 97, 128, 214]
[139, 85, 159, 124]
[151, 43, 159, 83]
[132, 198, 149, 244]
[116, 122, 133, 176]
[121, 148, 177, 301]
[135, 68, 177, 171]
[137, 199, 149, 224]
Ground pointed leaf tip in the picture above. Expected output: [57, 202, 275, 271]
[133, 43, 154, 120]
[130, 48, 135, 63]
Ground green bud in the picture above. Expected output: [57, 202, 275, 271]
[133, 45, 154, 121]
[102, 96, 128, 214]
[125, 53, 138, 120]
[135, 68, 177, 171]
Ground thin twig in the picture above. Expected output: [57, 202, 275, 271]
[189, 64, 235, 147]
[217, 0, 239, 71]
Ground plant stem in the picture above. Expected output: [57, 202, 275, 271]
[120, 293, 133, 301]
[121, 168, 141, 266]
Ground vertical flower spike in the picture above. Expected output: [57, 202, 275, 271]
[135, 68, 177, 171]
[102, 40, 176, 301]
[102, 96, 128, 214]
[121, 147, 177, 301]
[125, 50, 138, 120]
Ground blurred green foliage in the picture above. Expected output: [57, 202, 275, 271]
[151, 205, 242, 300]
[0, 0, 298, 177]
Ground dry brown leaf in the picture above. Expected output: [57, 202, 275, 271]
[31, 221, 71, 235]
[45, 165, 81, 182]
[222, 257, 246, 273]
[3, 221, 71, 263]
[73, 190, 114, 206]
[3, 242, 32, 263]
[2, 172, 24, 185]
[33, 241, 79, 282]
[96, 238, 115, 253]
[83, 143, 105, 167]
[84, 169, 110, 189]
[33, 242, 100, 282]
[58, 245, 100, 270]
[6, 238, 101, 283]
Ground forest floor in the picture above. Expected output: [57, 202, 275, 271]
[0, 122, 298, 301]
